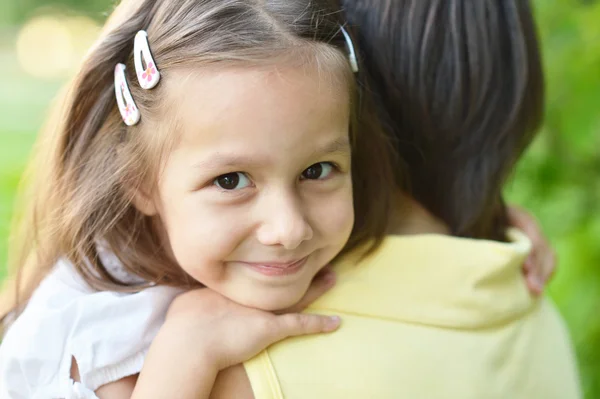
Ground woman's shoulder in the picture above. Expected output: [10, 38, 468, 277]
[0, 259, 182, 397]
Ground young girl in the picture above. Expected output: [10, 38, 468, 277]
[0, 0, 396, 397]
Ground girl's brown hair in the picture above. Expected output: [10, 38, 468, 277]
[1, 0, 394, 322]
[344, 0, 544, 241]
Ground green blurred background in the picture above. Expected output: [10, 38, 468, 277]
[0, 0, 598, 396]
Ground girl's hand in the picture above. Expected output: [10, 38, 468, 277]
[131, 270, 339, 399]
[508, 205, 557, 295]
[167, 287, 339, 369]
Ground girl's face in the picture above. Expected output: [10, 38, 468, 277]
[140, 63, 354, 310]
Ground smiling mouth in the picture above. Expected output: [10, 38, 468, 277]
[239, 257, 309, 277]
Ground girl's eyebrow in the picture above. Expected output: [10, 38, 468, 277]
[311, 137, 351, 157]
[193, 154, 258, 171]
[193, 137, 351, 171]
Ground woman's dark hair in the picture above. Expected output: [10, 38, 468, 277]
[345, 0, 545, 240]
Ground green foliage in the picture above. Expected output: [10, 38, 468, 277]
[507, 0, 600, 396]
[6, 0, 115, 23]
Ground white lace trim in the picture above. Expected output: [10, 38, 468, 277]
[84, 349, 147, 391]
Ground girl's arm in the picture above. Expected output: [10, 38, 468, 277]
[93, 268, 337, 398]
[507, 205, 557, 295]
[130, 288, 340, 399]
[96, 376, 138, 398]
[210, 365, 254, 399]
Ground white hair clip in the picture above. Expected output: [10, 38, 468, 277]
[134, 30, 160, 89]
[114, 63, 141, 126]
[340, 26, 359, 73]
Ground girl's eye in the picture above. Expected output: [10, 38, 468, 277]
[301, 162, 335, 180]
[214, 172, 251, 190]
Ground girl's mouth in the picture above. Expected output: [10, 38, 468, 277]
[239, 257, 309, 276]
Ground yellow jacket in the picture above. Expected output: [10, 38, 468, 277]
[244, 230, 581, 398]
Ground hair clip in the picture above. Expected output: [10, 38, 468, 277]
[340, 26, 359, 73]
[114, 63, 141, 126]
[134, 30, 160, 89]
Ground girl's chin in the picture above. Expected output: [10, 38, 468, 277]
[229, 286, 309, 312]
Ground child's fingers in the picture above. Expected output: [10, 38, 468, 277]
[522, 254, 542, 295]
[507, 206, 541, 245]
[527, 248, 555, 295]
[268, 313, 341, 342]
[508, 205, 558, 295]
[525, 272, 544, 295]
[524, 240, 557, 296]
[277, 270, 336, 314]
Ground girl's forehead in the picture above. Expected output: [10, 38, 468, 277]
[166, 63, 351, 138]
[167, 60, 350, 105]
[160, 64, 352, 165]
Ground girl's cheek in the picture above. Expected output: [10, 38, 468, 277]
[314, 185, 354, 240]
[166, 204, 251, 267]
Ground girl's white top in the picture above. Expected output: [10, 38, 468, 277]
[0, 249, 182, 399]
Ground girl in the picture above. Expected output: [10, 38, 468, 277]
[0, 0, 395, 397]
